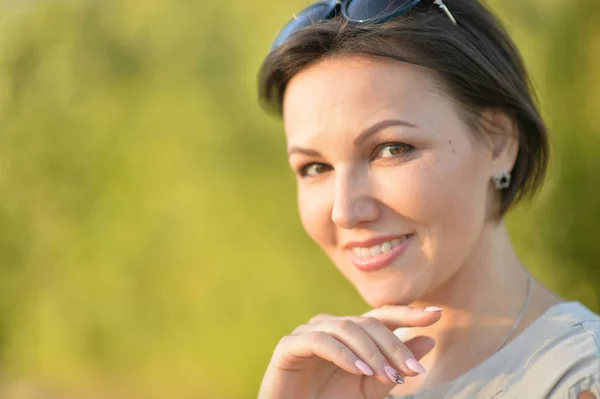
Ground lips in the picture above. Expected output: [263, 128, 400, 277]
[347, 234, 414, 272]
[351, 236, 406, 258]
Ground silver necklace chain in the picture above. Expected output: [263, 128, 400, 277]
[386, 275, 535, 398]
[494, 274, 534, 352]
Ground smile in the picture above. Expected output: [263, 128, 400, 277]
[351, 236, 408, 258]
[348, 234, 414, 272]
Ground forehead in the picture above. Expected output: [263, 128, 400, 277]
[282, 55, 448, 138]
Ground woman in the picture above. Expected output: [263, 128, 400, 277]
[257, 1, 600, 398]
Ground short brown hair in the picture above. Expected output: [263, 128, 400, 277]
[258, 0, 548, 216]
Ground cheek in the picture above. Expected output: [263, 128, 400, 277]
[377, 151, 489, 254]
[383, 154, 482, 209]
[297, 184, 334, 248]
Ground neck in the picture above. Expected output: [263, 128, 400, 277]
[415, 220, 529, 322]
[395, 220, 561, 393]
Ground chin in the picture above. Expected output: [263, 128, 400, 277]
[356, 281, 421, 308]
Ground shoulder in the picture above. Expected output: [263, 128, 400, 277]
[546, 316, 600, 398]
[508, 302, 600, 398]
[547, 314, 600, 399]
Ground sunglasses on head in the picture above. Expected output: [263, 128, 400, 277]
[271, 0, 457, 51]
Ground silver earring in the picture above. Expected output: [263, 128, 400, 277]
[493, 170, 511, 190]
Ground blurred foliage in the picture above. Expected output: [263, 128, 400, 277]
[0, 0, 598, 398]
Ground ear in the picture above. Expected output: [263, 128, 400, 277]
[478, 109, 519, 173]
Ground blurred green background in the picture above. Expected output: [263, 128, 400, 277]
[0, 0, 599, 398]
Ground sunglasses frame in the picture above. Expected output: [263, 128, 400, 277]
[341, 0, 422, 24]
[271, 0, 456, 51]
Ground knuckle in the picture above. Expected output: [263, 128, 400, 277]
[366, 349, 386, 365]
[335, 318, 355, 332]
[276, 335, 292, 350]
[336, 343, 352, 361]
[307, 331, 328, 345]
[291, 324, 308, 335]
[309, 313, 332, 324]
[390, 342, 409, 358]
[359, 317, 381, 328]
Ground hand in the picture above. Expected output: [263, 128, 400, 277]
[258, 306, 442, 399]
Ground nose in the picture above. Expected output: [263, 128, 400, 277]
[331, 168, 379, 230]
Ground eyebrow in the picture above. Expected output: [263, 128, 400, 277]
[287, 147, 322, 157]
[287, 119, 418, 157]
[353, 119, 418, 146]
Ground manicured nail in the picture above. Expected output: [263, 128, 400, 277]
[424, 306, 443, 312]
[384, 365, 404, 384]
[406, 358, 427, 374]
[354, 360, 373, 376]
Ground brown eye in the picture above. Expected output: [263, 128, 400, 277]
[376, 143, 414, 159]
[300, 163, 331, 177]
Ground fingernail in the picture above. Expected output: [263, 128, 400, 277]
[384, 365, 404, 384]
[354, 360, 373, 376]
[424, 306, 443, 312]
[406, 358, 427, 374]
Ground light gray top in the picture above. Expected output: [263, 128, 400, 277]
[389, 302, 600, 398]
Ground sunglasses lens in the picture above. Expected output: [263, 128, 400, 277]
[344, 0, 421, 22]
[271, 2, 336, 50]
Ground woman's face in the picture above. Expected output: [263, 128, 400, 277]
[283, 56, 503, 307]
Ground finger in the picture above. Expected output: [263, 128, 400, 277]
[291, 314, 336, 334]
[306, 320, 405, 385]
[308, 313, 334, 324]
[351, 317, 425, 378]
[274, 332, 373, 377]
[403, 335, 436, 361]
[362, 305, 443, 329]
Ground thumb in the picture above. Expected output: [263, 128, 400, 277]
[404, 335, 436, 361]
[362, 305, 443, 330]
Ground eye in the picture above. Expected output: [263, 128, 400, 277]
[299, 163, 332, 178]
[375, 143, 415, 159]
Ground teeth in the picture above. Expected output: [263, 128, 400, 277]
[351, 236, 411, 259]
[381, 241, 392, 253]
[370, 245, 382, 256]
